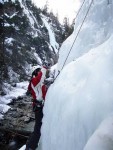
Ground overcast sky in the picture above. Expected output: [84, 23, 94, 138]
[32, 0, 80, 24]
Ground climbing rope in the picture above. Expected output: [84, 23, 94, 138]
[73, 0, 86, 21]
[61, 0, 94, 71]
[54, 0, 94, 81]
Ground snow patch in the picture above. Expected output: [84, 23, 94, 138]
[41, 14, 59, 53]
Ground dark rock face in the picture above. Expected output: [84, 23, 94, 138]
[1, 95, 34, 130]
[0, 0, 65, 84]
[0, 95, 34, 150]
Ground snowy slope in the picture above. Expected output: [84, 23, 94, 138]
[41, 0, 113, 150]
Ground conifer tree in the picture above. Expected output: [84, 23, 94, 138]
[42, 0, 49, 15]
[62, 17, 74, 41]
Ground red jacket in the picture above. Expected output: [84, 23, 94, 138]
[28, 70, 47, 103]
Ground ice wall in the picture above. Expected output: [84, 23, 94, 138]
[41, 0, 113, 150]
[58, 0, 113, 70]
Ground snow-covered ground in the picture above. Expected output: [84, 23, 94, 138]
[0, 81, 28, 119]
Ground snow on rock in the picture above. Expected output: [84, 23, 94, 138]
[0, 81, 28, 119]
[34, 52, 42, 65]
[41, 14, 59, 53]
[5, 12, 18, 18]
[0, 104, 10, 119]
[5, 38, 15, 46]
[4, 0, 16, 2]
[8, 67, 20, 82]
[84, 115, 113, 150]
[19, 145, 26, 150]
[18, 0, 39, 37]
[3, 82, 28, 102]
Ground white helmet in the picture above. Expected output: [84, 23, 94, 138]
[32, 65, 42, 74]
[30, 65, 42, 75]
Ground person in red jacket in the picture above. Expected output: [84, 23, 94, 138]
[25, 65, 48, 150]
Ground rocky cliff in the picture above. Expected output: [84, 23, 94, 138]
[0, 0, 66, 89]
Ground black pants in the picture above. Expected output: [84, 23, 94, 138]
[26, 107, 43, 150]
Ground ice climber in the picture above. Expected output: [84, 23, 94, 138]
[25, 63, 50, 150]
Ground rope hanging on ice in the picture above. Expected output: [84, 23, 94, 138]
[61, 0, 94, 71]
[54, 0, 94, 81]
